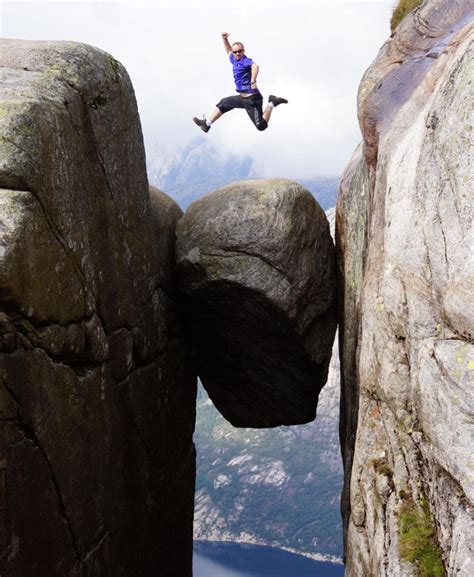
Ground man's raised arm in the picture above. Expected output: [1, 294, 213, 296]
[221, 32, 232, 54]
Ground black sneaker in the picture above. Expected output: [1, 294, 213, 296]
[193, 117, 210, 133]
[269, 95, 288, 107]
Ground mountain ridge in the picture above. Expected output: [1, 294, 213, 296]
[147, 140, 339, 210]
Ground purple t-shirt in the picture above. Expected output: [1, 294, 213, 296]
[229, 53, 259, 94]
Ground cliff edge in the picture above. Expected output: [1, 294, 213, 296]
[337, 1, 473, 575]
[0, 39, 196, 576]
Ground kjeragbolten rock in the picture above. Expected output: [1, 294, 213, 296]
[176, 179, 337, 428]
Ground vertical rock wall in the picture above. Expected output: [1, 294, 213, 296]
[337, 1, 473, 575]
[0, 40, 196, 576]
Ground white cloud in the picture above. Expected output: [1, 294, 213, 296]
[2, 1, 394, 178]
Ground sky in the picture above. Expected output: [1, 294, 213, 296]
[1, 0, 394, 179]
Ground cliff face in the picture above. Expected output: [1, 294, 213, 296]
[337, 1, 473, 576]
[4, 2, 472, 572]
[0, 39, 339, 577]
[0, 40, 196, 576]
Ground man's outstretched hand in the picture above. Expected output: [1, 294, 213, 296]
[221, 32, 232, 55]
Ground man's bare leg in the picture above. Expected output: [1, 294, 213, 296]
[263, 105, 273, 124]
[263, 95, 288, 125]
[209, 108, 223, 123]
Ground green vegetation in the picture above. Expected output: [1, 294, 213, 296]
[107, 54, 120, 82]
[372, 456, 391, 477]
[399, 495, 445, 577]
[390, 0, 423, 33]
[15, 319, 34, 336]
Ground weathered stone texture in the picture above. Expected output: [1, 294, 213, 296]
[176, 179, 337, 428]
[337, 1, 474, 575]
[0, 40, 196, 576]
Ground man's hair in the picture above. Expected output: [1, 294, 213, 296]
[232, 42, 244, 50]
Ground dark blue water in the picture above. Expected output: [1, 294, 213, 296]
[193, 541, 344, 577]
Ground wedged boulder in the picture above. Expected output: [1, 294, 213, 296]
[0, 40, 196, 576]
[176, 178, 337, 427]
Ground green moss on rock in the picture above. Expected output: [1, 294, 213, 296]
[390, 0, 423, 33]
[15, 319, 35, 336]
[107, 54, 120, 82]
[372, 456, 391, 477]
[399, 494, 445, 577]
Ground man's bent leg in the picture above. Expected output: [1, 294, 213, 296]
[264, 95, 288, 124]
[209, 108, 223, 123]
[193, 96, 242, 133]
[216, 95, 244, 114]
[263, 105, 273, 124]
[243, 93, 268, 131]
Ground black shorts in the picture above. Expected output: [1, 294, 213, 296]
[216, 93, 268, 131]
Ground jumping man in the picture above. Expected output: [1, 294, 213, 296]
[193, 32, 288, 133]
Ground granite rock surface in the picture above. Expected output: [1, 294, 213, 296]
[336, 1, 474, 575]
[0, 39, 196, 577]
[176, 179, 337, 427]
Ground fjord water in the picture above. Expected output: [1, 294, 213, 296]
[193, 542, 344, 577]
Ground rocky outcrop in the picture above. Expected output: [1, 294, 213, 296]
[192, 208, 344, 561]
[337, 1, 473, 576]
[0, 40, 196, 576]
[176, 179, 337, 427]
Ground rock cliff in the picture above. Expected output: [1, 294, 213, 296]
[4, 1, 472, 572]
[0, 40, 196, 576]
[0, 39, 338, 577]
[176, 179, 337, 428]
[337, 1, 473, 575]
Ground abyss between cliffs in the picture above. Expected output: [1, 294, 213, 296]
[0, 0, 473, 575]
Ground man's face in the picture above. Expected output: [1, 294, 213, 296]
[232, 44, 245, 60]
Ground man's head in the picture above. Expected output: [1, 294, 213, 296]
[231, 42, 245, 60]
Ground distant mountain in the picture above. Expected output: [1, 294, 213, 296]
[193, 338, 342, 561]
[298, 178, 340, 212]
[146, 140, 339, 210]
[193, 209, 343, 561]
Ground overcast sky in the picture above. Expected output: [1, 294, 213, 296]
[1, 0, 394, 178]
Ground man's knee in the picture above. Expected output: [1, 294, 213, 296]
[216, 96, 239, 114]
[216, 99, 229, 113]
[250, 105, 267, 131]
